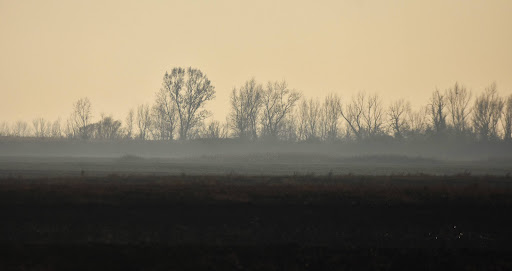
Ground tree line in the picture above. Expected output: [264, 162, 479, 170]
[1, 67, 511, 143]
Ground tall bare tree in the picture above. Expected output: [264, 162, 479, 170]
[260, 80, 301, 139]
[341, 92, 365, 140]
[428, 89, 447, 135]
[298, 98, 321, 141]
[32, 118, 50, 138]
[12, 120, 30, 137]
[155, 83, 178, 140]
[280, 111, 299, 142]
[64, 119, 72, 138]
[50, 119, 62, 138]
[0, 122, 10, 136]
[71, 97, 92, 139]
[341, 92, 384, 140]
[388, 99, 411, 139]
[229, 78, 263, 140]
[137, 104, 152, 140]
[298, 99, 308, 141]
[407, 106, 428, 137]
[446, 83, 472, 135]
[319, 94, 342, 141]
[473, 83, 504, 141]
[125, 109, 135, 139]
[160, 67, 215, 140]
[150, 104, 174, 140]
[503, 95, 512, 141]
[363, 93, 385, 138]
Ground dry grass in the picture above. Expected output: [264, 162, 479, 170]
[1, 174, 511, 206]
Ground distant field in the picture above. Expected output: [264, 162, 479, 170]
[1, 175, 512, 270]
[2, 139, 511, 178]
[0, 153, 512, 178]
[1, 154, 512, 178]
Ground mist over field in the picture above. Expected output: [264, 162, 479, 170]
[0, 138, 510, 159]
[0, 139, 511, 177]
[2, 1, 512, 270]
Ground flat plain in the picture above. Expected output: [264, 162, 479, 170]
[1, 173, 512, 270]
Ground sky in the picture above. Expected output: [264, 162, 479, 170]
[1, 0, 511, 124]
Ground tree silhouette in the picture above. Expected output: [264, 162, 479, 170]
[260, 80, 301, 139]
[503, 95, 512, 141]
[388, 99, 411, 139]
[320, 94, 342, 141]
[137, 104, 151, 140]
[447, 83, 472, 136]
[71, 97, 92, 140]
[429, 90, 447, 135]
[229, 78, 263, 140]
[160, 67, 215, 140]
[473, 83, 504, 141]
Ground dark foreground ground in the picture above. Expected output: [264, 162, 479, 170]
[1, 175, 512, 270]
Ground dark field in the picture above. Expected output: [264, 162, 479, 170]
[1, 175, 512, 270]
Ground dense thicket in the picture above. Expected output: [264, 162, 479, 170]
[1, 67, 512, 143]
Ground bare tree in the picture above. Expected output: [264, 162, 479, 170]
[341, 92, 365, 140]
[473, 83, 504, 141]
[64, 118, 75, 139]
[125, 109, 135, 139]
[298, 99, 309, 141]
[71, 97, 92, 139]
[388, 99, 411, 139]
[428, 89, 447, 134]
[503, 95, 512, 141]
[50, 119, 62, 138]
[260, 80, 301, 139]
[32, 118, 50, 138]
[280, 115, 299, 142]
[407, 106, 428, 137]
[94, 114, 122, 140]
[137, 104, 152, 140]
[12, 120, 30, 137]
[155, 83, 178, 140]
[160, 67, 215, 140]
[150, 104, 173, 140]
[341, 92, 384, 140]
[298, 98, 321, 141]
[446, 83, 472, 135]
[229, 78, 263, 140]
[319, 94, 342, 141]
[201, 120, 228, 139]
[363, 93, 385, 138]
[0, 122, 10, 136]
[32, 119, 42, 138]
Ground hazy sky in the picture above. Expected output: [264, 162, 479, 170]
[1, 0, 511, 124]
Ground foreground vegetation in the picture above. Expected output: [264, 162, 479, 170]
[1, 175, 512, 270]
[2, 174, 512, 206]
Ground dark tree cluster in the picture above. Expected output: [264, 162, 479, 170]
[1, 67, 511, 143]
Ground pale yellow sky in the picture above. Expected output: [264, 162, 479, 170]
[1, 0, 511, 124]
